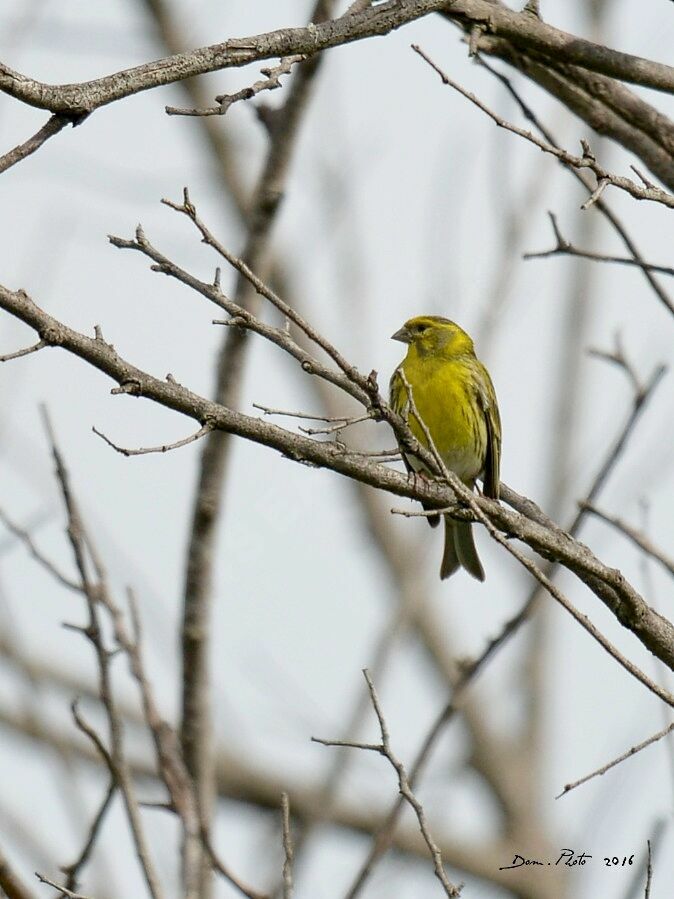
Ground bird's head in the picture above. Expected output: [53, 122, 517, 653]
[391, 316, 475, 357]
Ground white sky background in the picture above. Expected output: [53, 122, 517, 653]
[1, 1, 674, 897]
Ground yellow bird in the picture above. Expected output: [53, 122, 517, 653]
[389, 315, 501, 581]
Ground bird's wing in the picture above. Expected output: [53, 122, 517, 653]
[475, 371, 501, 500]
[389, 366, 440, 527]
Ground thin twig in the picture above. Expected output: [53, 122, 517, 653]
[343, 594, 535, 898]
[162, 190, 378, 402]
[0, 116, 70, 174]
[0, 508, 81, 592]
[525, 212, 674, 277]
[91, 423, 213, 457]
[35, 871, 92, 899]
[314, 670, 463, 897]
[557, 721, 674, 798]
[252, 403, 357, 423]
[412, 45, 674, 210]
[60, 781, 116, 892]
[587, 332, 643, 395]
[166, 56, 305, 116]
[200, 832, 270, 899]
[41, 409, 166, 899]
[474, 53, 674, 319]
[582, 504, 674, 578]
[645, 839, 653, 899]
[0, 339, 46, 362]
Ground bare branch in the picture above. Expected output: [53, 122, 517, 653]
[315, 670, 463, 897]
[281, 794, 294, 899]
[412, 45, 674, 210]
[166, 56, 305, 117]
[200, 833, 270, 899]
[557, 721, 674, 799]
[161, 192, 378, 402]
[60, 782, 116, 894]
[343, 601, 537, 897]
[0, 507, 81, 592]
[395, 368, 674, 709]
[1, 285, 673, 674]
[587, 332, 644, 396]
[525, 212, 674, 278]
[0, 116, 70, 174]
[474, 55, 674, 319]
[0, 845, 35, 899]
[582, 505, 674, 578]
[35, 874, 91, 899]
[0, 339, 46, 362]
[91, 423, 213, 457]
[4, 0, 674, 120]
[41, 411, 166, 899]
[0, 2, 449, 114]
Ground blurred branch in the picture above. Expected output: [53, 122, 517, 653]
[36, 412, 265, 899]
[0, 507, 80, 592]
[0, 845, 35, 899]
[582, 505, 674, 578]
[60, 782, 116, 895]
[175, 5, 335, 894]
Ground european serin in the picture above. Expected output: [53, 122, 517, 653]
[389, 315, 501, 581]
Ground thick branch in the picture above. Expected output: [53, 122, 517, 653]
[0, 1, 451, 113]
[1, 283, 673, 677]
[4, 0, 674, 119]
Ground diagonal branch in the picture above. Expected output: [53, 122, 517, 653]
[0, 115, 70, 175]
[582, 504, 674, 578]
[413, 45, 674, 209]
[1, 282, 673, 675]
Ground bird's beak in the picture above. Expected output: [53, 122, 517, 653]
[391, 326, 411, 344]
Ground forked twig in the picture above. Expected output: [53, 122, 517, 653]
[313, 670, 463, 898]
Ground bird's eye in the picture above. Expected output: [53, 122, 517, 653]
[415, 323, 428, 333]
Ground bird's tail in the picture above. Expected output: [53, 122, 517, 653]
[440, 516, 485, 581]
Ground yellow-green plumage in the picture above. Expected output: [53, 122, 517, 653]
[389, 315, 501, 581]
